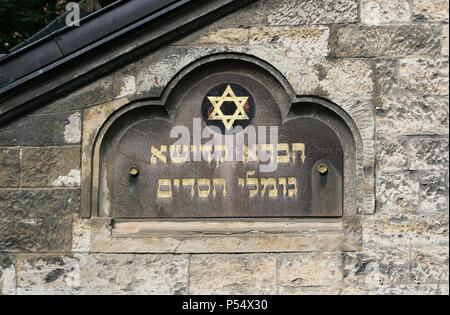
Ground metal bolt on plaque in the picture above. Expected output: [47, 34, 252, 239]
[129, 166, 139, 177]
[318, 163, 328, 175]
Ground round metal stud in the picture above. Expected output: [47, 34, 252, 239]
[318, 163, 328, 175]
[129, 166, 139, 177]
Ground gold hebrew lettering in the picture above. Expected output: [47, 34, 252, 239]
[277, 143, 290, 164]
[151, 145, 167, 164]
[292, 143, 306, 163]
[198, 179, 211, 199]
[170, 145, 190, 164]
[278, 178, 287, 197]
[259, 144, 275, 163]
[261, 178, 278, 198]
[246, 170, 259, 198]
[157, 179, 172, 199]
[287, 177, 298, 198]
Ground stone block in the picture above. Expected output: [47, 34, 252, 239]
[173, 1, 265, 45]
[408, 137, 449, 170]
[16, 256, 80, 295]
[217, 1, 266, 27]
[0, 255, 16, 295]
[419, 171, 448, 213]
[266, 0, 358, 26]
[376, 95, 449, 135]
[373, 59, 399, 95]
[319, 59, 374, 99]
[187, 27, 250, 46]
[412, 0, 449, 23]
[0, 112, 81, 146]
[398, 58, 449, 95]
[79, 254, 189, 295]
[189, 254, 277, 294]
[332, 25, 441, 58]
[376, 171, 420, 213]
[278, 253, 343, 289]
[248, 26, 330, 58]
[343, 247, 412, 286]
[78, 254, 134, 295]
[34, 76, 113, 114]
[411, 246, 449, 283]
[361, 0, 411, 25]
[342, 252, 376, 286]
[0, 189, 79, 252]
[130, 255, 189, 295]
[21, 147, 81, 188]
[0, 147, 20, 188]
[376, 136, 409, 171]
[363, 212, 449, 248]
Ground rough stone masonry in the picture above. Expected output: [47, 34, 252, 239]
[0, 0, 449, 295]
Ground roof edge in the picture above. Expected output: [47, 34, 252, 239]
[0, 0, 256, 124]
[0, 0, 183, 89]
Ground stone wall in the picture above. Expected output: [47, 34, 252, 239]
[0, 0, 448, 295]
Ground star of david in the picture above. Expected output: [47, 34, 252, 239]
[207, 85, 250, 131]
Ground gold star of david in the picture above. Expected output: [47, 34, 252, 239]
[207, 85, 250, 131]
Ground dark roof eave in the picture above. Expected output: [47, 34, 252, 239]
[0, 0, 255, 124]
[8, 0, 106, 53]
[0, 0, 188, 93]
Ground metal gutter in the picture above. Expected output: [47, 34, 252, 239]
[9, 0, 105, 53]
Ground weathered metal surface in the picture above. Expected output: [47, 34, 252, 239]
[111, 74, 343, 218]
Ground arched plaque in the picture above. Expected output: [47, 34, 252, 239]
[107, 71, 344, 218]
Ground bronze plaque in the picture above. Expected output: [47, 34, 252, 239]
[112, 74, 343, 218]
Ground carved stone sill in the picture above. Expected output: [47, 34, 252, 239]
[91, 217, 361, 254]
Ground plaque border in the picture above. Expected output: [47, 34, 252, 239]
[81, 53, 367, 253]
